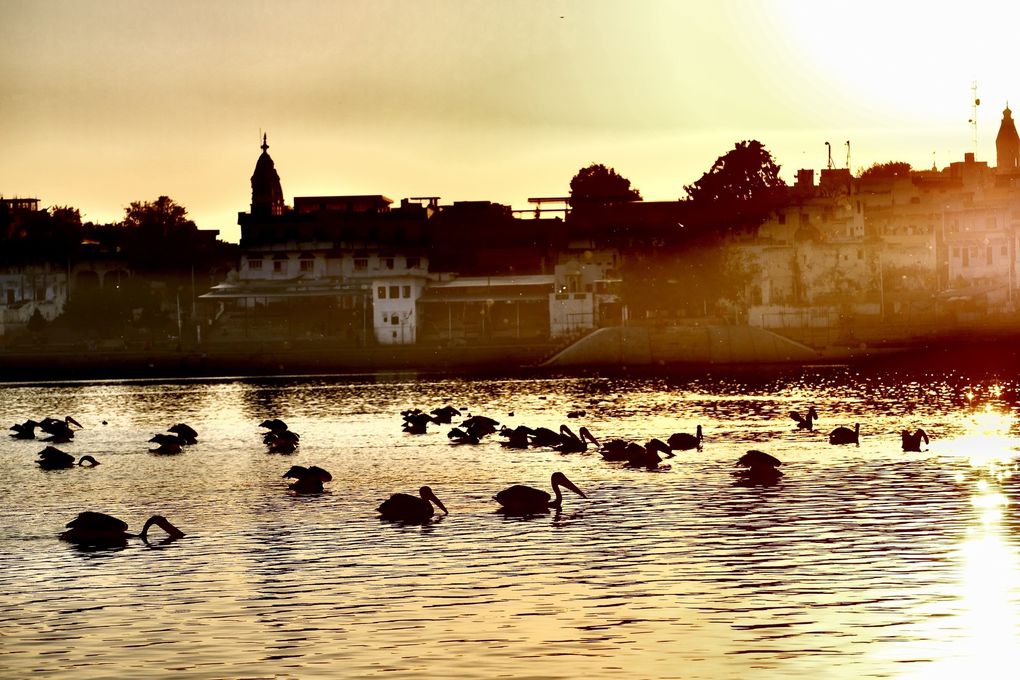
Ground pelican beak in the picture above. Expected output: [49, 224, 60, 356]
[432, 494, 449, 515]
[67, 416, 84, 429]
[560, 477, 587, 499]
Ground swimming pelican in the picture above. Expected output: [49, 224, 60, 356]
[460, 415, 499, 437]
[529, 427, 563, 448]
[499, 425, 534, 449]
[599, 438, 633, 461]
[668, 425, 703, 451]
[265, 433, 297, 454]
[149, 433, 184, 455]
[168, 423, 198, 444]
[901, 428, 929, 452]
[283, 465, 332, 494]
[790, 406, 818, 431]
[260, 418, 289, 432]
[734, 450, 784, 485]
[60, 511, 184, 546]
[625, 438, 674, 469]
[402, 410, 436, 434]
[36, 446, 99, 470]
[554, 425, 600, 453]
[378, 486, 449, 521]
[829, 423, 860, 446]
[447, 427, 481, 445]
[10, 419, 41, 439]
[495, 471, 587, 513]
[429, 405, 462, 424]
[39, 416, 83, 440]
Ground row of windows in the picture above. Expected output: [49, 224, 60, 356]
[378, 285, 412, 299]
[249, 256, 423, 272]
[381, 313, 404, 325]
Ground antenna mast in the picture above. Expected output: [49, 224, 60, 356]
[968, 81, 981, 154]
[825, 141, 834, 170]
[845, 140, 851, 170]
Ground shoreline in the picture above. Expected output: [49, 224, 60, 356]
[3, 329, 1020, 384]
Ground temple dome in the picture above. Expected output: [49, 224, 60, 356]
[251, 134, 285, 216]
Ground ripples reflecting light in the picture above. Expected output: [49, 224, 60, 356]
[2, 372, 1020, 678]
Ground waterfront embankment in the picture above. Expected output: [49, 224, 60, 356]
[4, 323, 1020, 382]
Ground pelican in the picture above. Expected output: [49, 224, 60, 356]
[402, 410, 436, 434]
[447, 427, 481, 445]
[429, 405, 462, 424]
[554, 425, 600, 453]
[60, 511, 184, 546]
[265, 434, 297, 454]
[149, 433, 184, 455]
[10, 419, 40, 439]
[168, 423, 198, 444]
[901, 428, 929, 452]
[529, 427, 563, 447]
[600, 438, 633, 461]
[668, 425, 703, 451]
[40, 416, 83, 440]
[260, 418, 289, 432]
[283, 465, 332, 494]
[378, 486, 449, 522]
[459, 415, 499, 437]
[499, 425, 534, 449]
[734, 450, 784, 485]
[829, 423, 860, 446]
[36, 446, 99, 470]
[790, 406, 818, 431]
[495, 471, 586, 513]
[625, 439, 674, 469]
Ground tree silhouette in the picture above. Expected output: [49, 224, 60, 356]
[858, 161, 912, 179]
[569, 163, 641, 206]
[684, 140, 786, 205]
[123, 196, 195, 237]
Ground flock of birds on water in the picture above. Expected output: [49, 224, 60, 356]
[9, 404, 931, 549]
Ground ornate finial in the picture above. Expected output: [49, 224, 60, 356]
[261, 133, 269, 152]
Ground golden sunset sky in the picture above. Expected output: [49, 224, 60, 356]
[2, 0, 1018, 242]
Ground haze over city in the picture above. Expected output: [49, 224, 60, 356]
[4, 0, 1019, 242]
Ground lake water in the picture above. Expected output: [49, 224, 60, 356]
[2, 369, 1019, 679]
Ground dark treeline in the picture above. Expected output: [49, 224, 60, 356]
[1, 196, 237, 346]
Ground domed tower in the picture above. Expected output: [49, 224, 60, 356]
[251, 134, 285, 216]
[996, 105, 1020, 172]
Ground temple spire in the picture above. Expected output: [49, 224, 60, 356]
[251, 134, 285, 217]
[996, 104, 1020, 173]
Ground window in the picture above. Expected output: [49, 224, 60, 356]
[378, 286, 386, 299]
[300, 259, 313, 272]
[389, 285, 399, 298]
[273, 260, 283, 273]
[382, 313, 389, 323]
[354, 258, 368, 271]
[406, 256, 420, 269]
[383, 258, 395, 270]
[249, 259, 263, 270]
[391, 315, 400, 325]
[402, 285, 411, 298]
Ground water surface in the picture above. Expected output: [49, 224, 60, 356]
[2, 370, 1019, 678]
